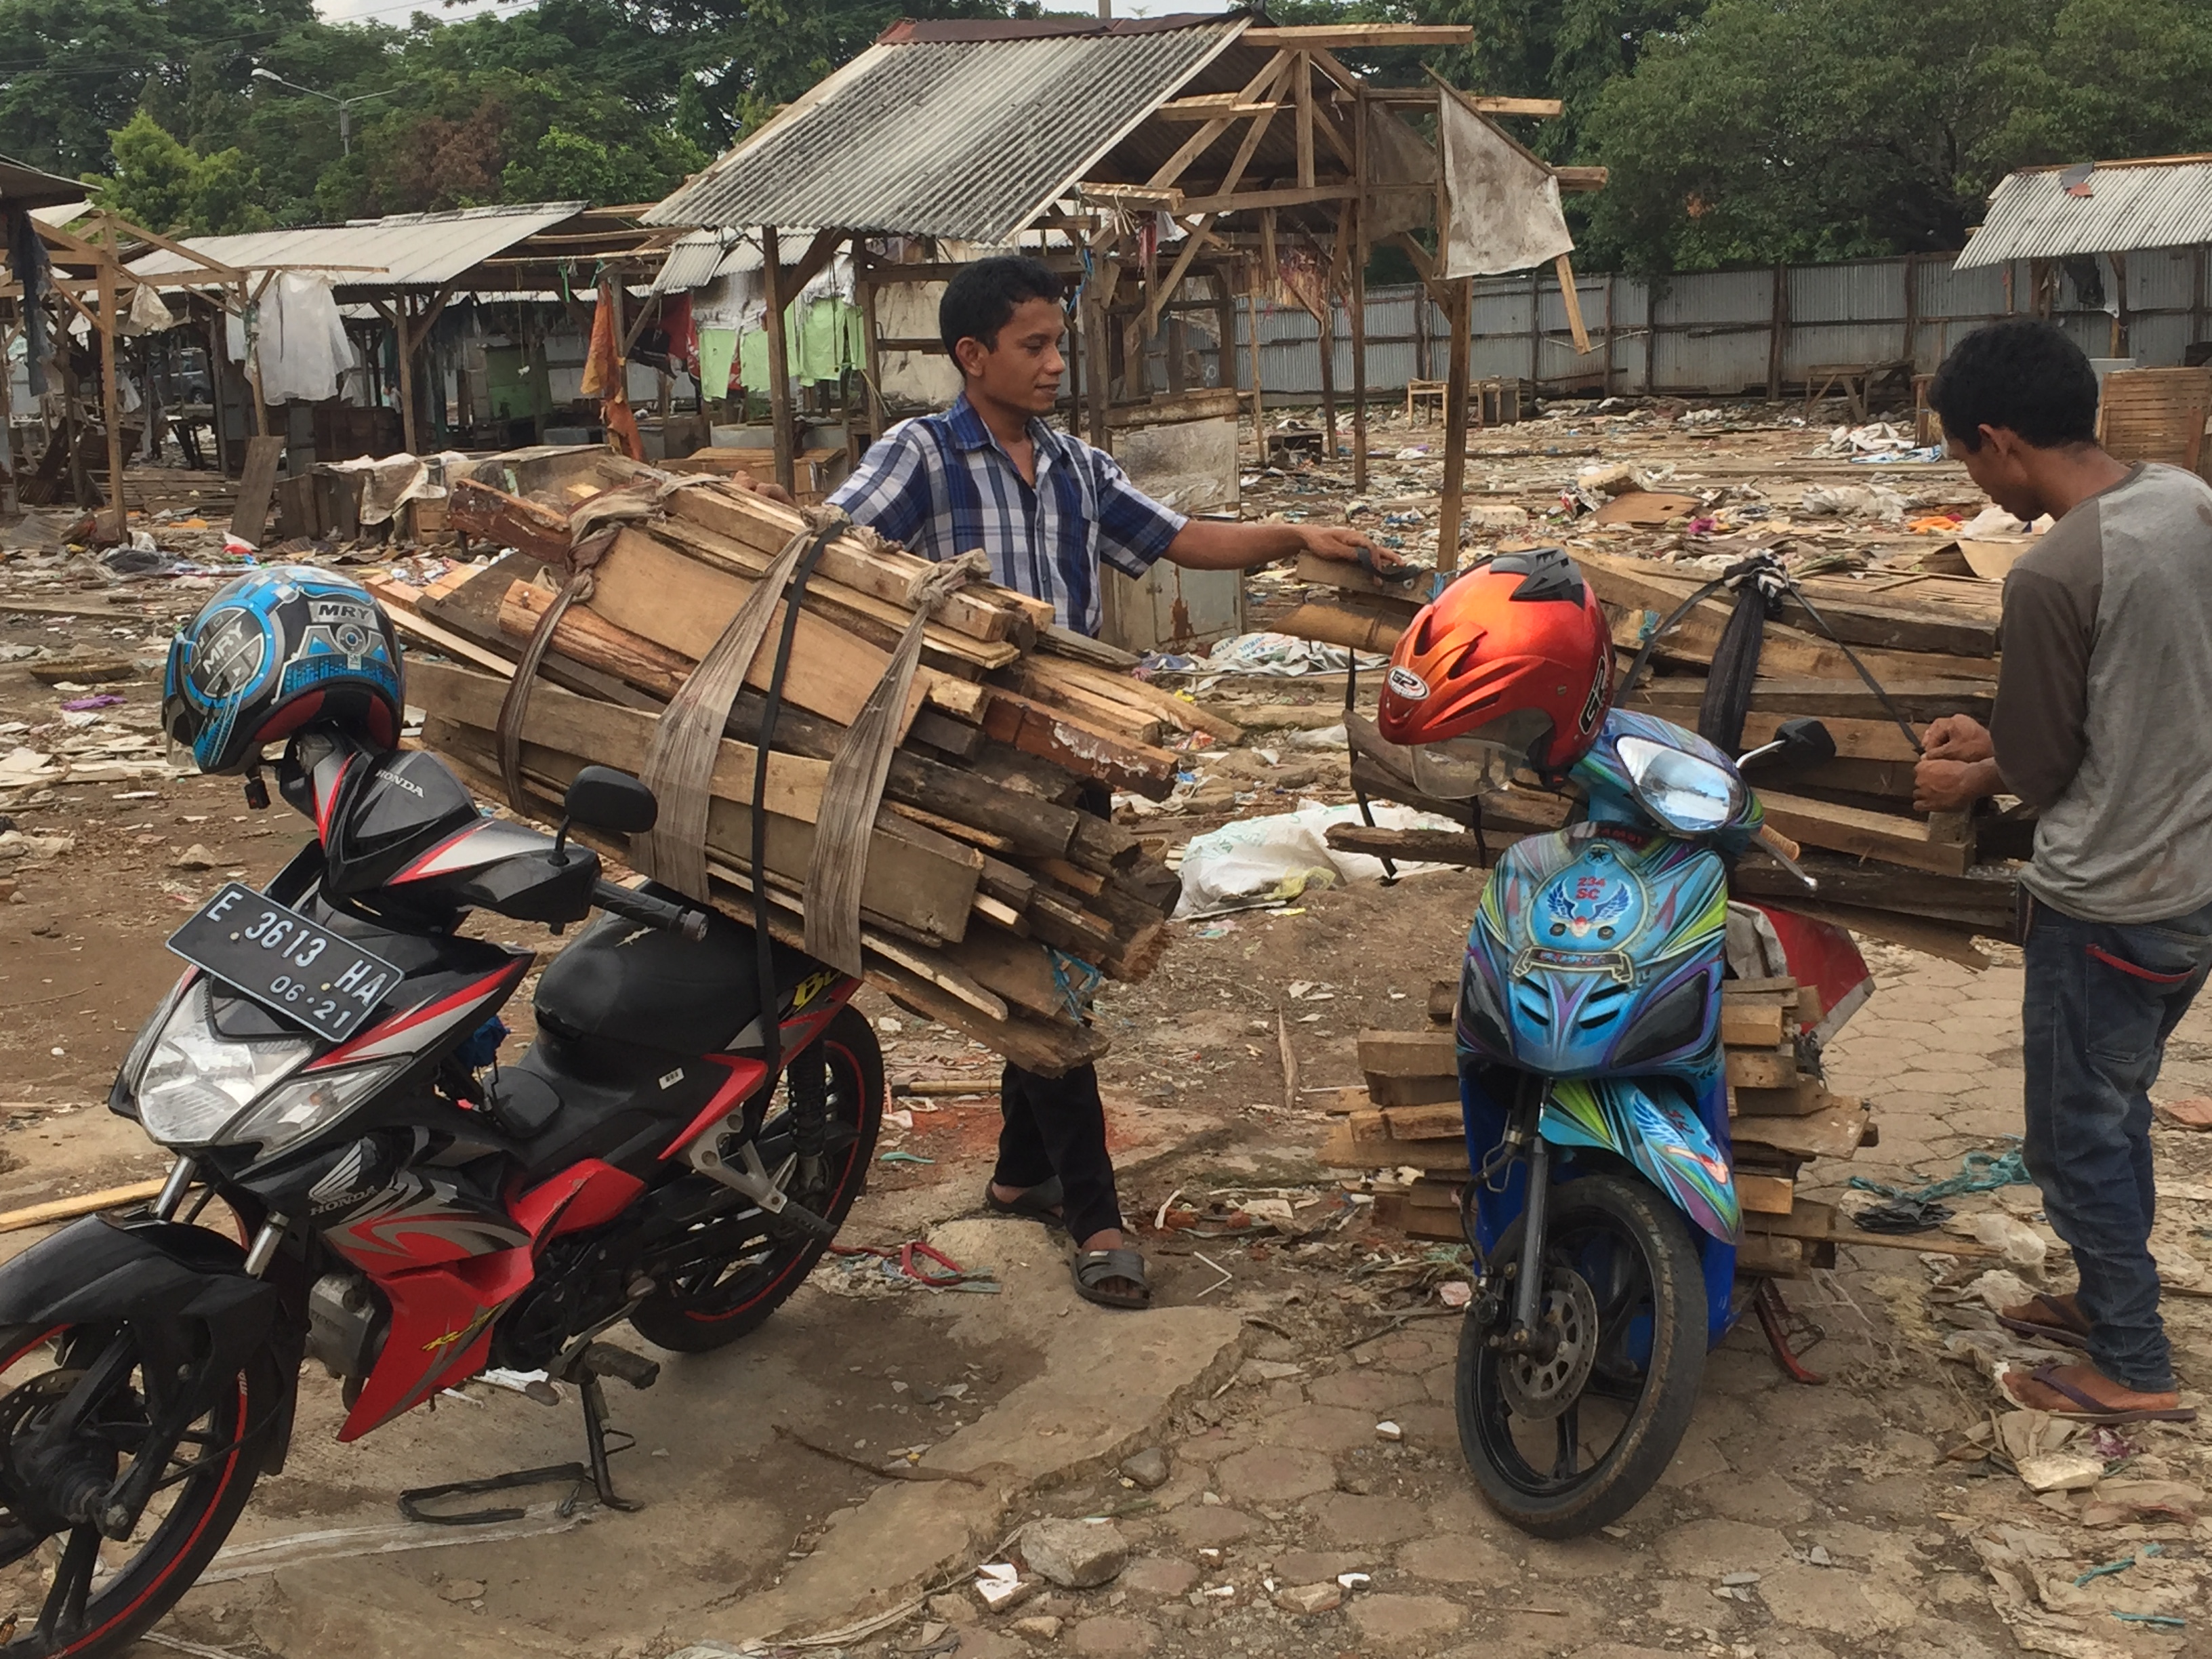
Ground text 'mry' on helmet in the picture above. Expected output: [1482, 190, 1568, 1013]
[163, 566, 404, 775]
[1376, 547, 1613, 775]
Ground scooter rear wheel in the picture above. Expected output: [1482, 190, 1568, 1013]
[1456, 1171, 1705, 1538]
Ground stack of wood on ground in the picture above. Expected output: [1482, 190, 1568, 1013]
[1317, 977, 1938, 1281]
[1283, 545, 2022, 964]
[372, 445, 1233, 1076]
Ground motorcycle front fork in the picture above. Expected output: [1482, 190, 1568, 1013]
[1475, 1083, 1559, 1364]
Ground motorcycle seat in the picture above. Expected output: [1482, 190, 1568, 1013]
[531, 895, 821, 1059]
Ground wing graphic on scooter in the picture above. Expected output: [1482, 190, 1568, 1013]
[1540, 1078, 1741, 1242]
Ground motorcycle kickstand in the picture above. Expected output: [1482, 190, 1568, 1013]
[572, 1340, 659, 1513]
[1752, 1277, 1827, 1386]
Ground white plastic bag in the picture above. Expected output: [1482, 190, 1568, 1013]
[1172, 801, 1469, 918]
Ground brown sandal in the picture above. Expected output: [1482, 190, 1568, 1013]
[1997, 1292, 2091, 1351]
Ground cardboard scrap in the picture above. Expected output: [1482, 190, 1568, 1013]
[1593, 489, 1700, 526]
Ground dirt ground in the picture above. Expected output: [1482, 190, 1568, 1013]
[2, 396, 2209, 1659]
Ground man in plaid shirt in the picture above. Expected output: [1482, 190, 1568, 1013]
[831, 255, 1391, 1309]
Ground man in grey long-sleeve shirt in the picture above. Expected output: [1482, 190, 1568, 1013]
[1914, 319, 2209, 1424]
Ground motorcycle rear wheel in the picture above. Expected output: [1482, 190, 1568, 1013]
[630, 1006, 884, 1352]
[0, 1322, 281, 1657]
[1456, 1171, 1705, 1538]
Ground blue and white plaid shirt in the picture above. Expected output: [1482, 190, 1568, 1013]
[826, 394, 1188, 638]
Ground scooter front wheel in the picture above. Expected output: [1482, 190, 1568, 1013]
[1456, 1171, 1705, 1538]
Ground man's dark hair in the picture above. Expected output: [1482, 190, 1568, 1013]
[1927, 319, 2100, 453]
[940, 255, 1063, 363]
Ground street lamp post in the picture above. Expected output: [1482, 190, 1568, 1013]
[249, 68, 399, 157]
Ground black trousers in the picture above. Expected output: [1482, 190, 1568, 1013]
[994, 1060, 1122, 1243]
[991, 779, 1121, 1243]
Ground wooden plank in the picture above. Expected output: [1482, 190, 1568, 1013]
[1721, 1003, 1786, 1048]
[0, 1179, 169, 1235]
[1364, 1072, 1461, 1107]
[413, 666, 981, 941]
[1737, 1172, 1795, 1216]
[1734, 1231, 1807, 1278]
[579, 529, 932, 737]
[992, 659, 1164, 745]
[1382, 1103, 1465, 1140]
[1755, 791, 1971, 876]
[447, 476, 573, 564]
[1326, 825, 1490, 867]
[1322, 1125, 1470, 1172]
[1626, 676, 1994, 724]
[979, 689, 1179, 800]
[939, 930, 1084, 1024]
[1729, 857, 2018, 929]
[1725, 1048, 1805, 1090]
[1357, 1028, 1457, 1078]
[1733, 1080, 1853, 1119]
[1729, 1100, 1870, 1162]
[230, 436, 283, 546]
[1277, 602, 1406, 653]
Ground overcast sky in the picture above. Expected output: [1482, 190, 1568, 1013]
[310, 0, 1242, 23]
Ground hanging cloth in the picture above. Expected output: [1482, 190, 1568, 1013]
[1437, 91, 1575, 279]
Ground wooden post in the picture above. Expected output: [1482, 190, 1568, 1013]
[394, 295, 419, 455]
[2110, 251, 2129, 359]
[1065, 281, 1085, 438]
[1765, 264, 1786, 401]
[1902, 252, 1920, 370]
[1248, 291, 1267, 464]
[1210, 267, 1237, 415]
[204, 309, 230, 477]
[1603, 274, 1616, 398]
[0, 318, 14, 517]
[1438, 278, 1471, 573]
[1528, 270, 1541, 386]
[1414, 285, 1431, 382]
[1083, 271, 1111, 453]
[761, 225, 796, 494]
[96, 239, 126, 541]
[1350, 209, 1369, 490]
[854, 237, 886, 447]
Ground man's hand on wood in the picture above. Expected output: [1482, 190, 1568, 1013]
[1913, 756, 2003, 813]
[1300, 525, 1401, 567]
[1921, 714, 1994, 764]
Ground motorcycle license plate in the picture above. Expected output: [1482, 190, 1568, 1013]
[167, 883, 401, 1042]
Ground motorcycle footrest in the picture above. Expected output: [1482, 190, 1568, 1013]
[580, 1341, 660, 1391]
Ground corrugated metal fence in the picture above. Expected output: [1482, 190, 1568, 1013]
[1147, 247, 2211, 399]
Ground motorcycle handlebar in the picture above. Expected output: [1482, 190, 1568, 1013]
[592, 880, 710, 942]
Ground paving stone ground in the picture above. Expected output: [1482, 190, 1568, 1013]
[903, 945, 2212, 1659]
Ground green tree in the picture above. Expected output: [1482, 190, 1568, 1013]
[91, 109, 269, 234]
[1578, 0, 2212, 274]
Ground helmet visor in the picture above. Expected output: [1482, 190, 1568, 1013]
[1406, 709, 1552, 798]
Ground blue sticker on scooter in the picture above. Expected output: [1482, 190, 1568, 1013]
[1537, 864, 1646, 951]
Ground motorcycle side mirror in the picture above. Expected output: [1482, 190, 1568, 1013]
[554, 766, 659, 863]
[1738, 718, 1837, 770]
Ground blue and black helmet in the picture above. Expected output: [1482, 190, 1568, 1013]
[163, 567, 404, 774]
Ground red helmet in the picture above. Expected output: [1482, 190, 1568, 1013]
[1377, 548, 1612, 775]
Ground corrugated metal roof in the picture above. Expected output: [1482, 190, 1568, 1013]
[0, 152, 83, 208]
[1958, 157, 2212, 267]
[125, 202, 587, 287]
[644, 18, 1246, 243]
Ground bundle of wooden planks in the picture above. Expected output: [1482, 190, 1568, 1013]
[375, 447, 1221, 1076]
[1319, 975, 1931, 1281]
[1284, 545, 2023, 964]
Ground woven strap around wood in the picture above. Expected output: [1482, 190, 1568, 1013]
[493, 525, 617, 812]
[802, 549, 990, 975]
[634, 506, 848, 903]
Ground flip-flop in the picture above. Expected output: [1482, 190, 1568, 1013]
[1999, 1361, 2198, 1425]
[983, 1177, 1065, 1229]
[1071, 1248, 1151, 1311]
[1996, 1293, 2092, 1351]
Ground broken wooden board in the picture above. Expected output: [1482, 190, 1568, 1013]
[1736, 1171, 1795, 1216]
[230, 436, 285, 548]
[1624, 675, 1994, 724]
[979, 689, 1179, 800]
[1729, 1100, 1871, 1162]
[1755, 790, 1973, 876]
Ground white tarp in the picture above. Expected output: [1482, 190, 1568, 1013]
[1172, 800, 1470, 918]
[1438, 95, 1574, 279]
[225, 274, 354, 405]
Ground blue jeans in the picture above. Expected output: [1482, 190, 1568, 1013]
[2021, 895, 2212, 1391]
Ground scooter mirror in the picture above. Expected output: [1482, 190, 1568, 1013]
[564, 766, 659, 835]
[1774, 718, 1837, 766]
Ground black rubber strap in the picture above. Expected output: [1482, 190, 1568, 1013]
[1613, 571, 1734, 704]
[1775, 575, 1927, 756]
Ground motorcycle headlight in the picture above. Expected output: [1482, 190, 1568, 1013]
[117, 971, 196, 1103]
[136, 983, 315, 1147]
[222, 1062, 405, 1157]
[1616, 735, 1742, 834]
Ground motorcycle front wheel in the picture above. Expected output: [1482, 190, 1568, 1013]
[0, 1321, 283, 1656]
[1456, 1170, 1706, 1538]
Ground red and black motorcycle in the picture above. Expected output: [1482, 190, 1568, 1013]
[0, 732, 882, 1655]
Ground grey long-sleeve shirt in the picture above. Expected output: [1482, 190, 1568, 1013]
[1990, 461, 2212, 923]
